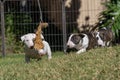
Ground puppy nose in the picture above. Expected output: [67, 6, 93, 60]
[98, 45, 102, 47]
[67, 45, 70, 48]
[30, 46, 34, 49]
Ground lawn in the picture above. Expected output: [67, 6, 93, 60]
[0, 45, 120, 80]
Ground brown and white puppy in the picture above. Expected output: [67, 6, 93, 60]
[95, 27, 114, 47]
[66, 32, 97, 54]
[21, 33, 52, 63]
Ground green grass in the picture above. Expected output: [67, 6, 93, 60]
[0, 46, 120, 80]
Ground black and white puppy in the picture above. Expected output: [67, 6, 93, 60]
[66, 33, 97, 54]
[95, 27, 114, 47]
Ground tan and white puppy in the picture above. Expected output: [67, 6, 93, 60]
[21, 33, 52, 62]
[66, 33, 97, 54]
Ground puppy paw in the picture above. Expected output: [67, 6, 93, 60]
[76, 49, 86, 54]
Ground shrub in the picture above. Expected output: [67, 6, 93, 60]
[5, 13, 24, 53]
[99, 0, 120, 39]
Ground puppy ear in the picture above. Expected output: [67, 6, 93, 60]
[79, 33, 85, 38]
[92, 31, 97, 37]
[32, 34, 36, 38]
[21, 36, 25, 42]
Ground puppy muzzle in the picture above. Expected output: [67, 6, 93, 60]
[30, 46, 34, 49]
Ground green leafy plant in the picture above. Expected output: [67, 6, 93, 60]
[99, 0, 120, 37]
[3, 9, 33, 53]
[5, 13, 15, 53]
[5, 13, 24, 53]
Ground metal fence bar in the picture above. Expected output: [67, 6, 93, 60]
[61, 0, 67, 53]
[0, 1, 6, 57]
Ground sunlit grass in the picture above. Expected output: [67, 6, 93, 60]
[0, 45, 120, 80]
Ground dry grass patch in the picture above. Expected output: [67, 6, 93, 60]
[0, 45, 120, 80]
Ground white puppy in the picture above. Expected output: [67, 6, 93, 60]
[21, 33, 52, 62]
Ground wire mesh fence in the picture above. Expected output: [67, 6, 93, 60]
[1, 0, 119, 55]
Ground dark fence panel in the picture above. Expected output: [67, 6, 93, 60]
[2, 0, 81, 52]
[1, 0, 119, 54]
[3, 0, 72, 52]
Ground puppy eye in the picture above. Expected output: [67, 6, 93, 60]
[26, 40, 29, 41]
[96, 37, 99, 40]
